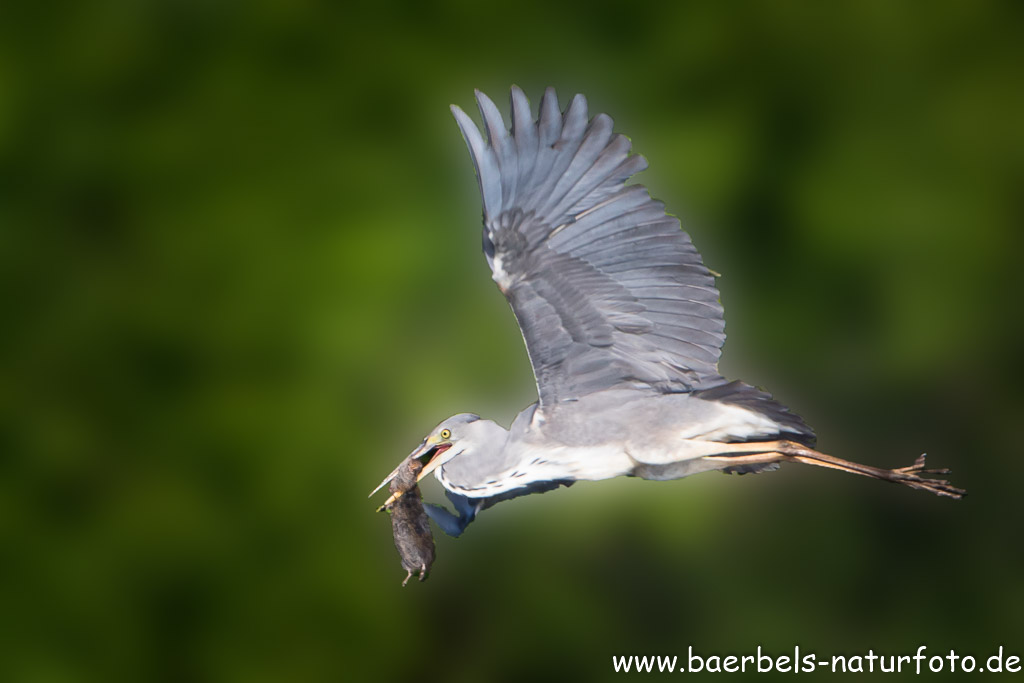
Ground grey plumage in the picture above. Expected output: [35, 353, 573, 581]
[370, 87, 963, 542]
[452, 87, 725, 408]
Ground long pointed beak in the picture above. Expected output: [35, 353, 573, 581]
[371, 442, 452, 512]
[417, 443, 452, 481]
[368, 440, 430, 499]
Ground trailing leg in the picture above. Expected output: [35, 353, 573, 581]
[704, 441, 965, 499]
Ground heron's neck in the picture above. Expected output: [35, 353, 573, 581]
[473, 419, 512, 460]
[435, 419, 512, 490]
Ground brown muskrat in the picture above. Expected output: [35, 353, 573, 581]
[386, 458, 435, 585]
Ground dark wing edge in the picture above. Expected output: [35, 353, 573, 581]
[451, 87, 727, 408]
[695, 380, 817, 447]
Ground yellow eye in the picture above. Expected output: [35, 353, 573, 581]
[440, 429, 451, 439]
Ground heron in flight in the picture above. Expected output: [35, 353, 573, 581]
[371, 87, 964, 537]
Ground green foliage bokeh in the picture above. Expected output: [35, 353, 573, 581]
[1, 1, 1022, 681]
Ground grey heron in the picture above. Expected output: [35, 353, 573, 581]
[371, 86, 964, 538]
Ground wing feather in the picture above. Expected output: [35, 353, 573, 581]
[452, 88, 727, 408]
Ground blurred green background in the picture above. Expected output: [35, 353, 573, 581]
[2, 0, 1023, 681]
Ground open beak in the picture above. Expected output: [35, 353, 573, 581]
[369, 439, 453, 511]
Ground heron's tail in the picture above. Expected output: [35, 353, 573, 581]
[694, 380, 817, 447]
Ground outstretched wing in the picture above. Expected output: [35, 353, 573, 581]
[452, 87, 726, 409]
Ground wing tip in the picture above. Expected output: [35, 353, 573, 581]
[475, 90, 507, 139]
[450, 104, 481, 146]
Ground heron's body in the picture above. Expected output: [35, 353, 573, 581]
[438, 386, 809, 497]
[371, 87, 963, 537]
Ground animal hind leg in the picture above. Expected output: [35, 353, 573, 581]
[704, 441, 965, 499]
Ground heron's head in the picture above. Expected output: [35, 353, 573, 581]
[370, 413, 482, 503]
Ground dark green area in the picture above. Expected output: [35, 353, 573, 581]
[2, 1, 1022, 681]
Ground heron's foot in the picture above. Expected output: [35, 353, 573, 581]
[402, 570, 413, 587]
[889, 472, 965, 499]
[884, 454, 964, 499]
[893, 453, 951, 476]
[418, 562, 428, 582]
